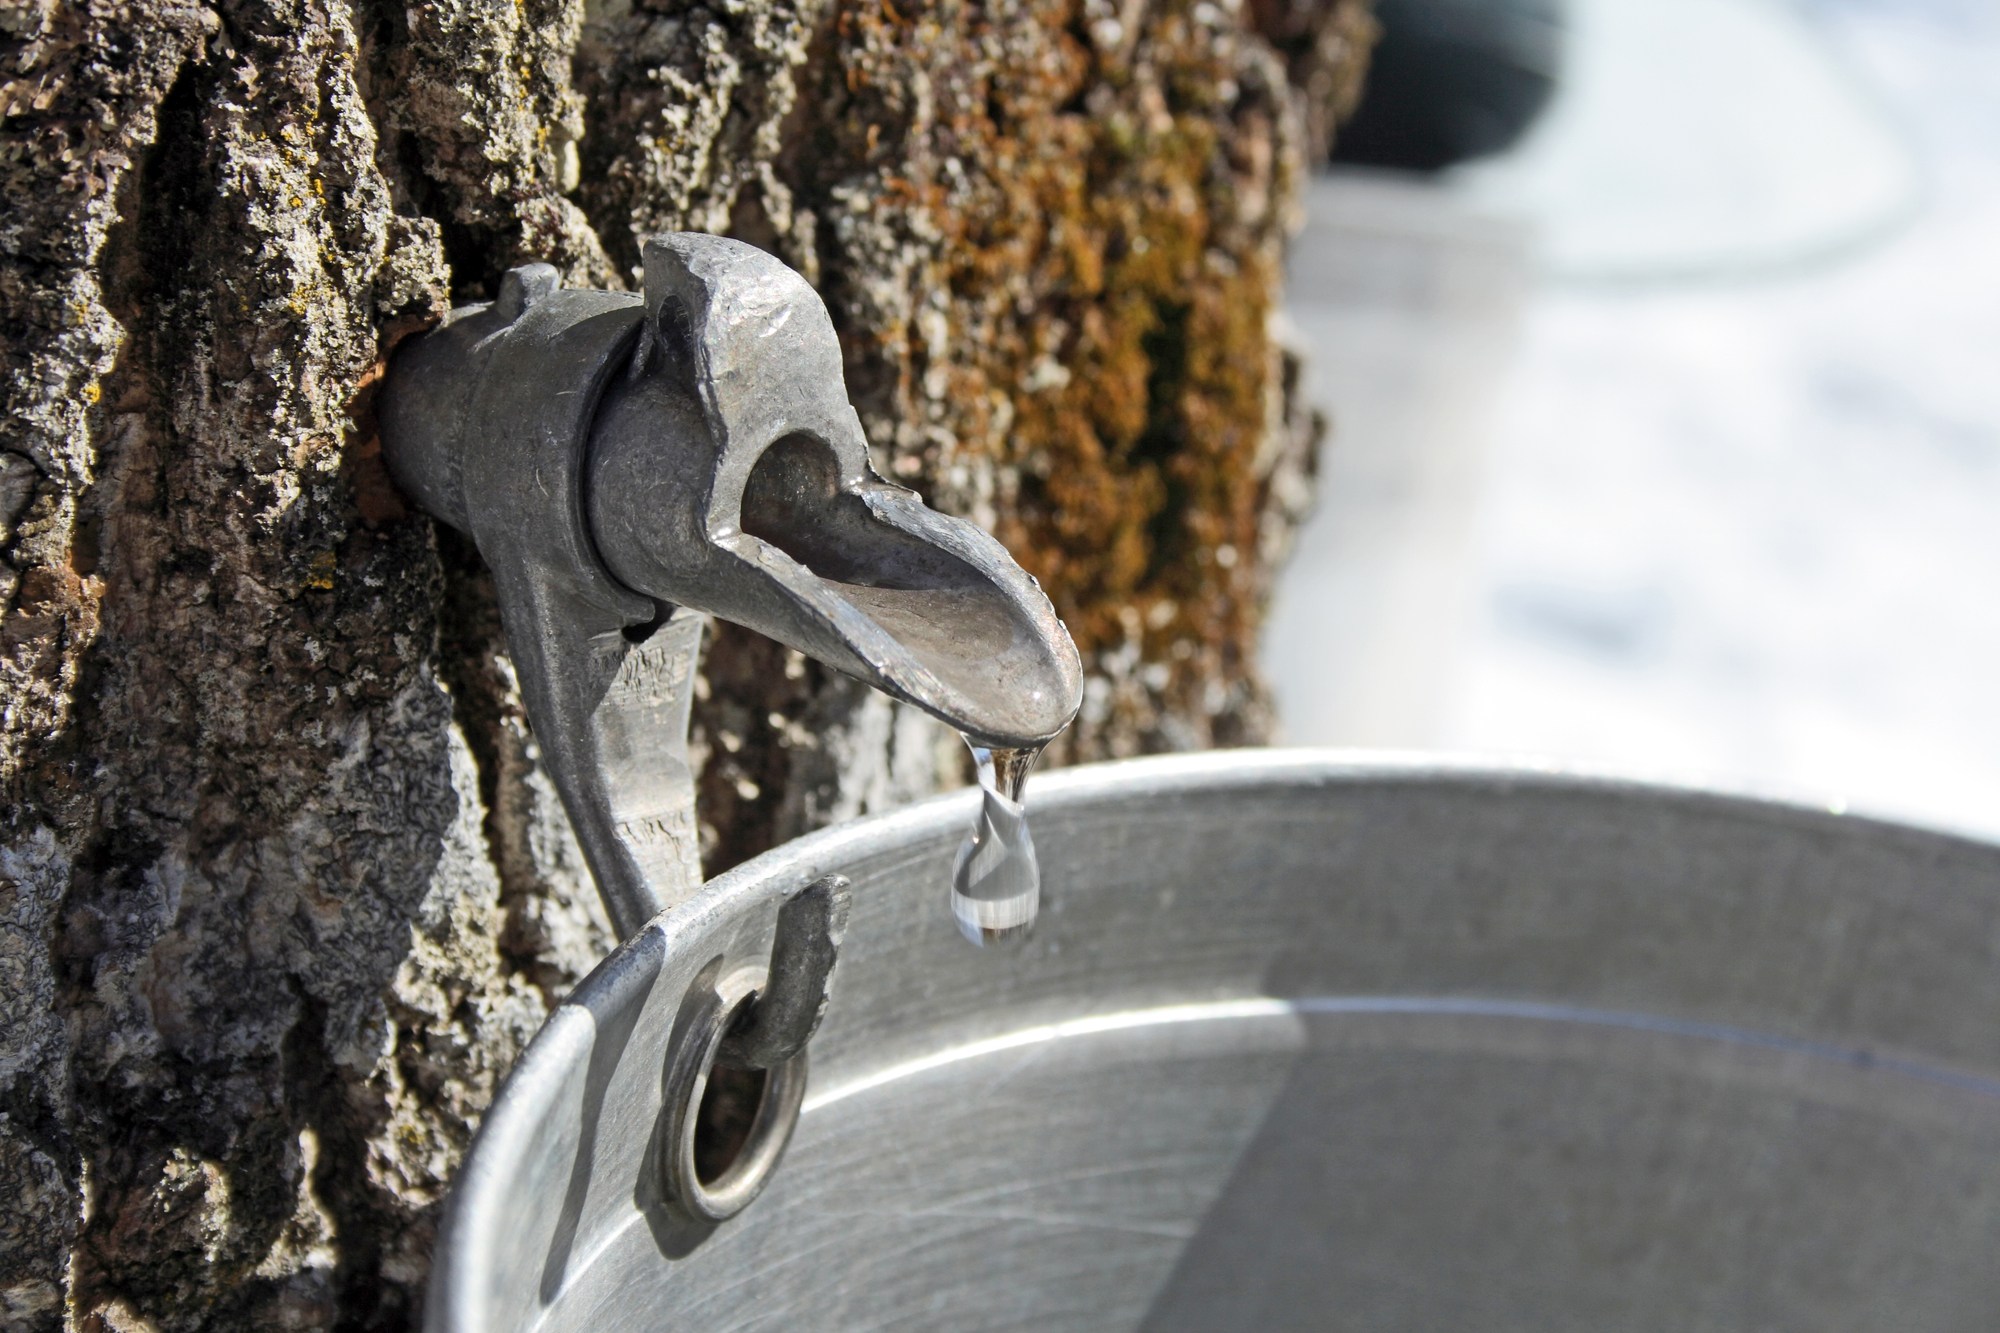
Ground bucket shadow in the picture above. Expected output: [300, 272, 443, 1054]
[1134, 1007, 2000, 1332]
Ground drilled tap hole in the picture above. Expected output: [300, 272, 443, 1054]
[692, 1062, 769, 1186]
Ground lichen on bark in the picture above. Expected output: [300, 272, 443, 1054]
[0, 0, 1372, 1323]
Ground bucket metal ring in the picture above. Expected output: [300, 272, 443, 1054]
[661, 966, 809, 1222]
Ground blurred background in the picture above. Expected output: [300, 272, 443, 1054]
[1263, 0, 2000, 834]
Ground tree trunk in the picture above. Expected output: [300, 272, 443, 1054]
[0, 0, 1372, 1323]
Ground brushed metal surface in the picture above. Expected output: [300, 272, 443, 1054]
[380, 236, 1081, 929]
[431, 751, 2000, 1331]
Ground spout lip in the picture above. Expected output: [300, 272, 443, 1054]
[712, 517, 1084, 750]
[853, 481, 1083, 744]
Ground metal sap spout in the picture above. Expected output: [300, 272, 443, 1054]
[378, 234, 1083, 936]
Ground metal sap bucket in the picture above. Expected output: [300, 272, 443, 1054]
[431, 751, 2000, 1331]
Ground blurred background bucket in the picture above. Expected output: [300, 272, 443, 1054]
[1268, 0, 2000, 835]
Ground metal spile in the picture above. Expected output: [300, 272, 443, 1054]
[381, 235, 1082, 1224]
[379, 234, 1083, 937]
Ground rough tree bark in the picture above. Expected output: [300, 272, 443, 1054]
[0, 0, 1373, 1323]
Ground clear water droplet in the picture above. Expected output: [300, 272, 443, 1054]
[950, 739, 1045, 947]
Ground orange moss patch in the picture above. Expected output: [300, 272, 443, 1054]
[797, 0, 1312, 747]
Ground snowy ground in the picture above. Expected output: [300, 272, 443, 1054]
[1265, 0, 2000, 835]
